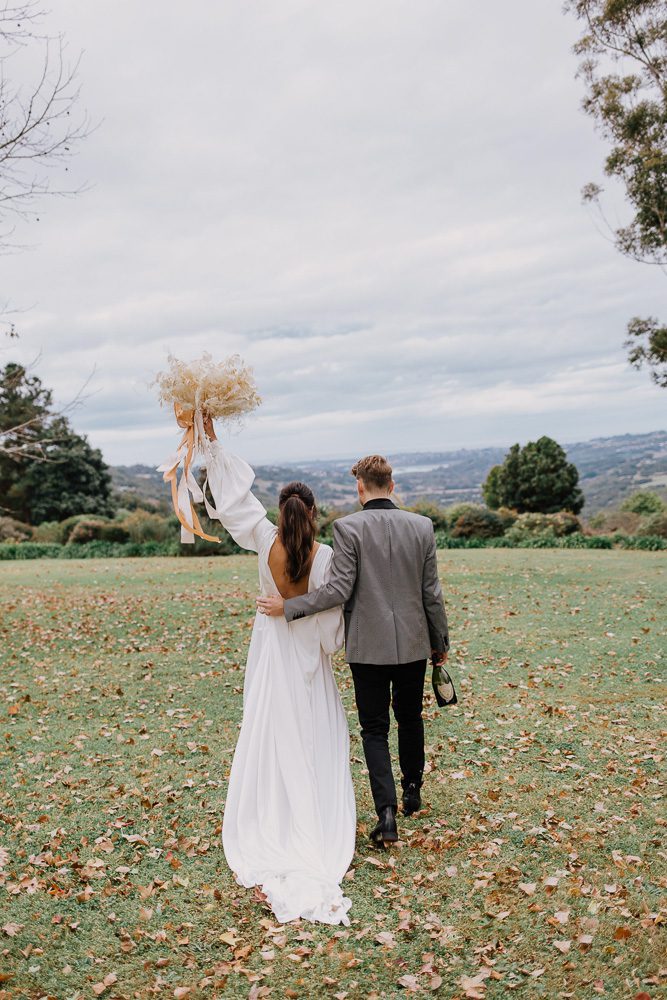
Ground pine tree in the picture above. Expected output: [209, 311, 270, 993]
[483, 436, 584, 514]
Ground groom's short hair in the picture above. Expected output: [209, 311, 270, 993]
[351, 455, 393, 491]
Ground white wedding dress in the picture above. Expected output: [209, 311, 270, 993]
[205, 439, 356, 925]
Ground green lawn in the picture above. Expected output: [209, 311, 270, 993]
[0, 550, 665, 1000]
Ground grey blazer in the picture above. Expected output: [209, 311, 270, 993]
[284, 499, 449, 664]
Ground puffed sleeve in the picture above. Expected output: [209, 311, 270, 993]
[203, 438, 276, 554]
[315, 546, 345, 656]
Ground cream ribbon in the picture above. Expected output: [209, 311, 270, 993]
[157, 404, 221, 544]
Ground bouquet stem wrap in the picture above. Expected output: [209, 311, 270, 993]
[153, 353, 261, 543]
[157, 404, 221, 544]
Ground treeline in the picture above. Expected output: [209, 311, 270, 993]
[1, 488, 665, 560]
[406, 494, 666, 551]
[2, 364, 665, 559]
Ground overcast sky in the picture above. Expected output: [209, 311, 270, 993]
[3, 0, 665, 466]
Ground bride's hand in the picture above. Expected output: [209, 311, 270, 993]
[257, 595, 285, 617]
[203, 412, 216, 440]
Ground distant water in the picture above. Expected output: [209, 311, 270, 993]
[393, 463, 449, 474]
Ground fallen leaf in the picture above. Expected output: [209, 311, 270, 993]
[397, 974, 420, 992]
[92, 973, 117, 996]
[613, 926, 632, 940]
[460, 967, 492, 999]
[2, 923, 23, 937]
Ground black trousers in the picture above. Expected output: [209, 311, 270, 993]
[350, 659, 427, 815]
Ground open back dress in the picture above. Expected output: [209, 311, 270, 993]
[205, 438, 356, 925]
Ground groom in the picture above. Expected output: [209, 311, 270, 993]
[257, 454, 449, 847]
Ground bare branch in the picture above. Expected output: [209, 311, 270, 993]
[0, 7, 90, 247]
[0, 365, 97, 460]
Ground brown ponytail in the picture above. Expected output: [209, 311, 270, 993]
[278, 481, 317, 584]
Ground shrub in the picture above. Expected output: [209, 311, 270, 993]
[505, 511, 582, 543]
[443, 503, 483, 531]
[0, 517, 32, 542]
[484, 536, 515, 548]
[99, 523, 131, 543]
[621, 490, 665, 515]
[638, 513, 667, 539]
[177, 532, 242, 557]
[429, 532, 650, 551]
[59, 513, 110, 544]
[558, 533, 613, 549]
[587, 510, 642, 536]
[31, 520, 62, 543]
[549, 511, 581, 535]
[409, 501, 449, 532]
[616, 534, 666, 551]
[0, 543, 62, 560]
[435, 533, 491, 549]
[585, 536, 614, 549]
[631, 535, 666, 551]
[496, 507, 518, 531]
[60, 539, 178, 558]
[517, 530, 560, 548]
[451, 506, 505, 539]
[67, 519, 108, 544]
[318, 506, 345, 536]
[120, 510, 174, 543]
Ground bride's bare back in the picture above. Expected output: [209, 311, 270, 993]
[268, 538, 320, 599]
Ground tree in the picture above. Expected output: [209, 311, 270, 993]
[481, 465, 503, 510]
[482, 445, 525, 510]
[621, 488, 665, 514]
[566, 0, 667, 385]
[23, 416, 115, 524]
[0, 361, 52, 510]
[626, 316, 667, 387]
[483, 436, 584, 514]
[0, 3, 88, 254]
[0, 361, 52, 447]
[0, 363, 115, 523]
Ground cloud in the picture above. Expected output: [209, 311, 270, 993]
[2, 0, 664, 467]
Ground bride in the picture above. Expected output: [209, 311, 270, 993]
[202, 416, 356, 925]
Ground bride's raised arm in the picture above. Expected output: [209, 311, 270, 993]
[203, 434, 276, 555]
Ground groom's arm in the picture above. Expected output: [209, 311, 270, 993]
[422, 525, 449, 657]
[284, 519, 358, 621]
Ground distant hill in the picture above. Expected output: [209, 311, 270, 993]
[111, 430, 667, 516]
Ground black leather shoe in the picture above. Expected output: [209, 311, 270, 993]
[402, 782, 422, 816]
[369, 805, 398, 847]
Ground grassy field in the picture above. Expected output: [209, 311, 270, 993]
[0, 550, 665, 1000]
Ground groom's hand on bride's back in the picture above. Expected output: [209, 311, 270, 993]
[257, 595, 285, 617]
